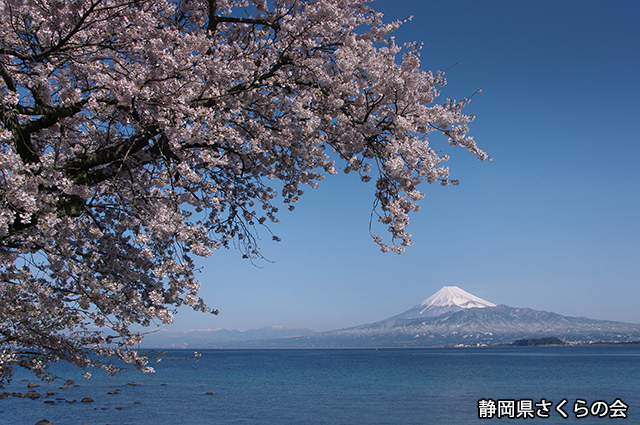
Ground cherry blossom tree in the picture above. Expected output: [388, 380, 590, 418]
[0, 0, 488, 385]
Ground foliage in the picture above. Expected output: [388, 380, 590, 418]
[0, 0, 488, 385]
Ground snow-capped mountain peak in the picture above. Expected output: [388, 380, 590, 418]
[420, 286, 496, 310]
[389, 286, 496, 320]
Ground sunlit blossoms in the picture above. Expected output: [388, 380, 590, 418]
[0, 0, 488, 385]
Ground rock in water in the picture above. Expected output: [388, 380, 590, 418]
[26, 390, 41, 399]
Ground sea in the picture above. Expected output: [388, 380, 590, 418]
[1, 345, 639, 425]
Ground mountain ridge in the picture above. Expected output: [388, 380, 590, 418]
[251, 304, 640, 348]
[141, 326, 316, 348]
[141, 287, 640, 348]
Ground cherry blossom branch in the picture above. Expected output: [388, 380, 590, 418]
[0, 0, 487, 387]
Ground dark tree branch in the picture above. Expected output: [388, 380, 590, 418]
[207, 0, 279, 34]
[67, 126, 161, 185]
[207, 0, 218, 33]
[194, 54, 292, 107]
[2, 102, 86, 164]
[2, 113, 39, 164]
[70, 126, 160, 171]
[19, 103, 85, 133]
[0, 62, 16, 92]
[213, 16, 280, 31]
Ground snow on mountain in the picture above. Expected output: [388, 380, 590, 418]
[389, 286, 496, 320]
[272, 304, 640, 348]
[419, 286, 496, 309]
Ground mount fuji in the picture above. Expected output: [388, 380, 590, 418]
[144, 287, 640, 348]
[388, 286, 496, 320]
[236, 286, 640, 348]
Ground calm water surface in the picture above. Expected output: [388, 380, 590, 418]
[2, 345, 639, 424]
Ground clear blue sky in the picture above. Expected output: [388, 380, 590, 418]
[171, 0, 640, 332]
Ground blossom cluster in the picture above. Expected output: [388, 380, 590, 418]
[0, 0, 487, 385]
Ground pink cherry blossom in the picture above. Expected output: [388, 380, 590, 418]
[0, 0, 487, 385]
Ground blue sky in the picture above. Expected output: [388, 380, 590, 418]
[171, 0, 640, 332]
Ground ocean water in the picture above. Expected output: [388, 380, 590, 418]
[2, 345, 639, 425]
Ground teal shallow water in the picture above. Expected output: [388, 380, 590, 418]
[2, 345, 639, 424]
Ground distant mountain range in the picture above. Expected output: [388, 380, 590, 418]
[141, 286, 640, 348]
[141, 326, 317, 348]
